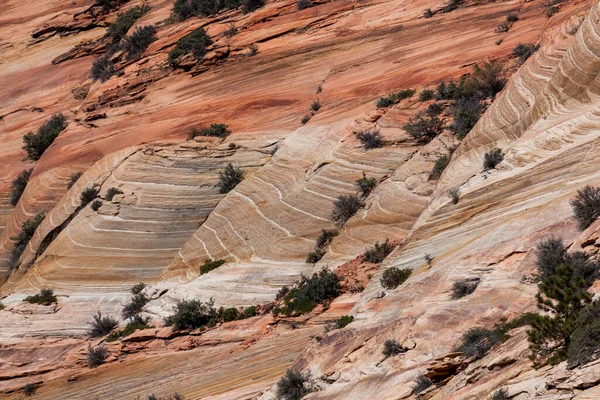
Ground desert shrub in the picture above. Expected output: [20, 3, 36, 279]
[247, 43, 258, 57]
[429, 148, 454, 180]
[382, 339, 404, 357]
[188, 123, 230, 139]
[543, 0, 564, 18]
[10, 213, 46, 270]
[403, 114, 444, 144]
[567, 299, 600, 367]
[506, 13, 519, 23]
[87, 344, 108, 367]
[22, 113, 67, 161]
[364, 239, 394, 263]
[356, 172, 377, 197]
[68, 171, 83, 189]
[300, 115, 311, 124]
[483, 148, 504, 170]
[423, 8, 434, 18]
[24, 288, 57, 305]
[169, 27, 212, 65]
[106, 315, 151, 341]
[166, 298, 217, 330]
[419, 89, 435, 102]
[494, 22, 510, 33]
[310, 100, 321, 112]
[571, 185, 600, 230]
[380, 267, 411, 290]
[413, 374, 433, 395]
[533, 237, 598, 284]
[331, 194, 363, 225]
[448, 187, 460, 204]
[242, 0, 265, 13]
[443, 0, 464, 12]
[122, 292, 149, 320]
[376, 88, 415, 108]
[276, 369, 311, 400]
[10, 169, 32, 206]
[91, 199, 103, 211]
[221, 307, 239, 322]
[88, 311, 119, 337]
[105, 187, 122, 201]
[123, 25, 157, 60]
[306, 248, 324, 264]
[492, 389, 509, 400]
[297, 0, 312, 10]
[335, 315, 354, 329]
[451, 97, 483, 139]
[425, 102, 443, 117]
[91, 56, 114, 82]
[218, 163, 244, 193]
[513, 43, 538, 63]
[131, 282, 146, 295]
[23, 383, 38, 396]
[437, 61, 505, 101]
[107, 5, 150, 43]
[276, 286, 289, 300]
[81, 187, 99, 206]
[356, 129, 383, 149]
[275, 268, 341, 316]
[224, 23, 237, 37]
[451, 279, 479, 299]
[244, 305, 257, 318]
[200, 258, 226, 274]
[315, 229, 338, 249]
[0, 302, 4, 310]
[456, 327, 503, 360]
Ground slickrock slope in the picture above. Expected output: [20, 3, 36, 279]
[1, 0, 599, 398]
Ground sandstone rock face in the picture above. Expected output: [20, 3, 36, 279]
[1, 0, 599, 398]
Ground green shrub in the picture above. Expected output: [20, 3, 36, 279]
[173, 0, 242, 20]
[382, 339, 405, 357]
[81, 187, 99, 206]
[68, 171, 83, 189]
[495, 22, 510, 33]
[166, 298, 217, 330]
[513, 43, 538, 63]
[306, 248, 324, 264]
[10, 212, 46, 270]
[224, 23, 237, 37]
[131, 282, 146, 295]
[448, 187, 460, 204]
[107, 5, 150, 43]
[23, 383, 38, 396]
[300, 115, 311, 124]
[376, 88, 415, 108]
[437, 61, 505, 101]
[315, 229, 338, 249]
[571, 185, 600, 230]
[221, 307, 239, 322]
[425, 102, 443, 117]
[380, 267, 411, 290]
[310, 100, 321, 112]
[483, 148, 504, 170]
[423, 8, 434, 18]
[506, 13, 519, 22]
[451, 279, 479, 299]
[105, 187, 122, 201]
[413, 374, 433, 394]
[335, 315, 354, 329]
[242, 0, 265, 13]
[403, 114, 444, 144]
[331, 194, 363, 225]
[188, 123, 230, 139]
[275, 268, 341, 316]
[87, 344, 108, 367]
[297, 0, 312, 10]
[356, 129, 383, 149]
[419, 89, 435, 102]
[356, 172, 377, 197]
[244, 305, 257, 318]
[88, 311, 119, 338]
[429, 150, 453, 181]
[200, 258, 226, 274]
[91, 56, 114, 82]
[218, 163, 244, 193]
[106, 315, 151, 342]
[456, 327, 503, 360]
[364, 239, 394, 263]
[10, 169, 32, 206]
[122, 292, 149, 320]
[247, 44, 258, 57]
[123, 25, 157, 60]
[451, 97, 483, 139]
[24, 288, 57, 305]
[22, 113, 67, 161]
[276, 369, 311, 400]
[492, 389, 509, 400]
[169, 27, 213, 65]
[91, 199, 103, 211]
[567, 299, 600, 367]
[276, 286, 289, 300]
[443, 0, 464, 12]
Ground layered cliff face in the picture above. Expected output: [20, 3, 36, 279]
[1, 0, 599, 398]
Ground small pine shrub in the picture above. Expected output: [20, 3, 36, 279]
[221, 307, 239, 322]
[376, 89, 416, 108]
[306, 248, 324, 263]
[10, 169, 32, 206]
[274, 268, 341, 316]
[425, 102, 443, 117]
[87, 344, 108, 368]
[91, 56, 114, 82]
[10, 212, 46, 270]
[382, 339, 405, 357]
[200, 258, 226, 274]
[456, 327, 503, 360]
[449, 187, 460, 204]
[166, 298, 217, 330]
[310, 100, 321, 112]
[506, 13, 519, 23]
[451, 97, 483, 139]
[429, 149, 454, 180]
[356, 172, 377, 197]
[451, 279, 479, 299]
[276, 286, 289, 300]
[380, 267, 411, 290]
[68, 171, 83, 189]
[483, 148, 504, 170]
[91, 199, 103, 211]
[107, 5, 150, 43]
[122, 291, 149, 320]
[567, 299, 600, 368]
[335, 315, 354, 329]
[81, 187, 99, 206]
[244, 305, 257, 318]
[123, 25, 157, 60]
[403, 114, 444, 144]
[413, 374, 433, 395]
[571, 185, 600, 230]
[492, 389, 509, 400]
[356, 129, 383, 149]
[188, 123, 230, 139]
[512, 43, 538, 63]
[419, 89, 435, 102]
[276, 369, 311, 400]
[218, 163, 244, 193]
[23, 383, 38, 396]
[297, 0, 312, 10]
[169, 27, 213, 65]
[423, 8, 434, 18]
[24, 288, 57, 305]
[88, 311, 118, 338]
[331, 194, 363, 225]
[22, 113, 67, 161]
[443, 0, 464, 13]
[241, 0, 265, 13]
[315, 229, 338, 249]
[131, 282, 146, 295]
[300, 115, 311, 124]
[105, 187, 122, 201]
[363, 239, 394, 264]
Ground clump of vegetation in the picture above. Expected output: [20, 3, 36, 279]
[247, 43, 258, 57]
[376, 88, 415, 108]
[419, 89, 435, 102]
[382, 339, 405, 357]
[306, 248, 324, 264]
[107, 5, 151, 43]
[68, 171, 83, 189]
[123, 25, 157, 60]
[506, 13, 519, 23]
[297, 0, 312, 10]
[425, 102, 443, 117]
[380, 267, 411, 290]
[448, 187, 460, 204]
[273, 268, 341, 316]
[492, 389, 509, 400]
[571, 185, 600, 230]
[165, 298, 217, 330]
[567, 299, 600, 368]
[513, 43, 538, 63]
[188, 123, 230, 139]
[22, 113, 67, 161]
[200, 258, 226, 274]
[356, 129, 384, 149]
[300, 115, 311, 125]
[122, 285, 149, 320]
[456, 327, 503, 360]
[451, 279, 479, 299]
[451, 97, 484, 139]
[105, 187, 122, 201]
[276, 369, 311, 400]
[403, 114, 444, 144]
[91, 56, 114, 82]
[442, 0, 464, 13]
[224, 23, 237, 37]
[81, 187, 99, 206]
[423, 8, 434, 18]
[10, 169, 32, 206]
[483, 147, 504, 170]
[364, 239, 395, 264]
[429, 148, 454, 180]
[494, 21, 510, 34]
[307, 229, 338, 263]
[331, 194, 364, 225]
[87, 344, 108, 368]
[9, 212, 46, 271]
[220, 307, 240, 322]
[241, 0, 265, 13]
[23, 383, 38, 396]
[413, 374, 433, 395]
[107, 315, 152, 342]
[24, 289, 57, 305]
[88, 311, 119, 338]
[310, 100, 321, 112]
[218, 163, 244, 193]
[172, 0, 244, 20]
[543, 0, 564, 18]
[356, 172, 377, 197]
[91, 199, 103, 211]
[335, 315, 354, 329]
[169, 27, 213, 65]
